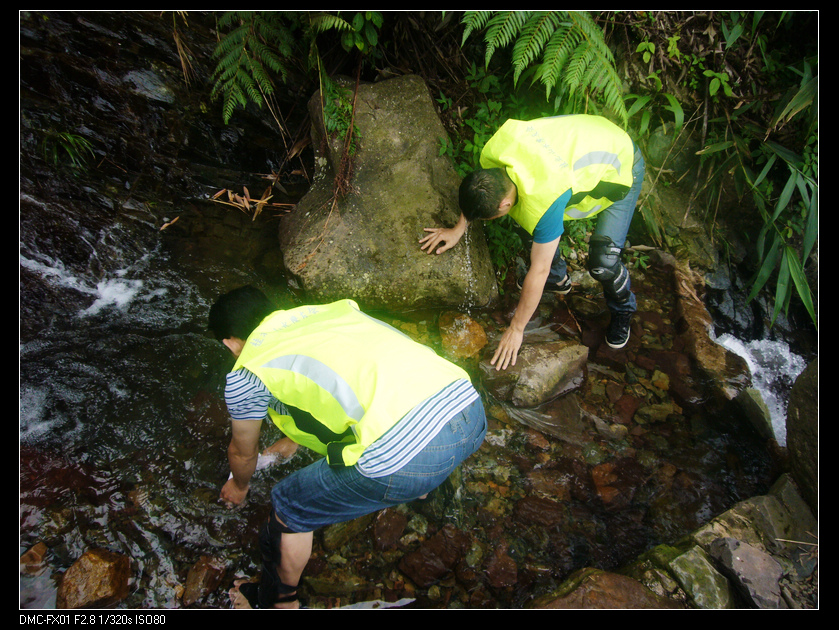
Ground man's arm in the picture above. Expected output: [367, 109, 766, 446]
[220, 418, 262, 506]
[419, 213, 468, 255]
[491, 238, 559, 370]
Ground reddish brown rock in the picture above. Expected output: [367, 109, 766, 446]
[513, 496, 565, 527]
[485, 547, 518, 589]
[614, 393, 640, 424]
[56, 548, 130, 609]
[373, 508, 408, 551]
[20, 542, 49, 576]
[438, 311, 488, 359]
[530, 568, 684, 609]
[398, 525, 470, 588]
[182, 555, 226, 607]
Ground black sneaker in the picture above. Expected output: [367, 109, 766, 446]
[605, 311, 633, 349]
[545, 274, 572, 295]
[517, 274, 572, 294]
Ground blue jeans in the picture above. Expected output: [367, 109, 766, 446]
[271, 398, 487, 533]
[549, 147, 645, 314]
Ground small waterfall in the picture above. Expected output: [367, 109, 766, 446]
[459, 227, 478, 314]
[704, 264, 815, 448]
[714, 333, 808, 447]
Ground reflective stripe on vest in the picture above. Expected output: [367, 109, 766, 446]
[261, 355, 365, 421]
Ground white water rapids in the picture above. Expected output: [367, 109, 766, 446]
[714, 333, 808, 447]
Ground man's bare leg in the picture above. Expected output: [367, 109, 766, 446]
[273, 526, 312, 609]
[229, 513, 311, 609]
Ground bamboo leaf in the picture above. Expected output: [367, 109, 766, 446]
[770, 247, 791, 325]
[696, 140, 734, 156]
[747, 234, 781, 302]
[785, 246, 817, 326]
[772, 76, 817, 129]
[662, 93, 684, 130]
[769, 166, 797, 224]
[802, 194, 818, 261]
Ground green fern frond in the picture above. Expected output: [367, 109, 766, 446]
[211, 11, 300, 123]
[462, 10, 627, 125]
[308, 12, 353, 36]
[535, 22, 580, 99]
[461, 11, 494, 46]
[511, 11, 561, 84]
[483, 11, 532, 67]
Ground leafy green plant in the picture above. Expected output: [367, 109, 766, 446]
[695, 56, 817, 328]
[703, 69, 734, 99]
[636, 41, 655, 64]
[559, 216, 594, 261]
[338, 11, 383, 54]
[483, 216, 523, 285]
[461, 10, 628, 124]
[41, 131, 96, 170]
[615, 11, 817, 327]
[211, 11, 383, 126]
[210, 11, 297, 125]
[211, 11, 385, 197]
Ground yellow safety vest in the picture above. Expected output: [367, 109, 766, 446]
[233, 299, 470, 466]
[480, 115, 636, 234]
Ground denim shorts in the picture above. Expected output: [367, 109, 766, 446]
[271, 397, 487, 533]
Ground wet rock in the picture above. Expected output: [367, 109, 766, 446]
[485, 546, 518, 589]
[373, 509, 408, 551]
[305, 569, 368, 596]
[20, 542, 49, 576]
[590, 457, 648, 510]
[613, 393, 641, 424]
[672, 258, 751, 400]
[530, 567, 684, 609]
[526, 469, 572, 501]
[56, 548, 130, 609]
[708, 538, 786, 608]
[623, 473, 817, 609]
[734, 388, 774, 440]
[479, 340, 588, 407]
[398, 525, 471, 588]
[322, 514, 375, 552]
[504, 393, 592, 446]
[786, 359, 818, 515]
[513, 496, 565, 528]
[438, 311, 488, 359]
[672, 545, 737, 608]
[634, 401, 681, 424]
[182, 555, 226, 607]
[280, 74, 498, 311]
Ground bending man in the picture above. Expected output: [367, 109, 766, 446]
[421, 115, 645, 368]
[208, 286, 487, 609]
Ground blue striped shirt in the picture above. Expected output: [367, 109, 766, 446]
[225, 369, 479, 478]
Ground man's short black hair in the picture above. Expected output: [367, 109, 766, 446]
[208, 285, 275, 341]
[458, 168, 512, 221]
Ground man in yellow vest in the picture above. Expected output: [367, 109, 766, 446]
[421, 115, 645, 367]
[208, 286, 487, 609]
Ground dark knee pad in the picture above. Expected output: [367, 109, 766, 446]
[587, 235, 631, 304]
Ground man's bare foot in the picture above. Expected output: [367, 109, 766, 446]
[262, 437, 299, 460]
[229, 579, 256, 609]
[228, 578, 300, 609]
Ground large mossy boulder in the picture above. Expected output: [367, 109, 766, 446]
[279, 74, 498, 311]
